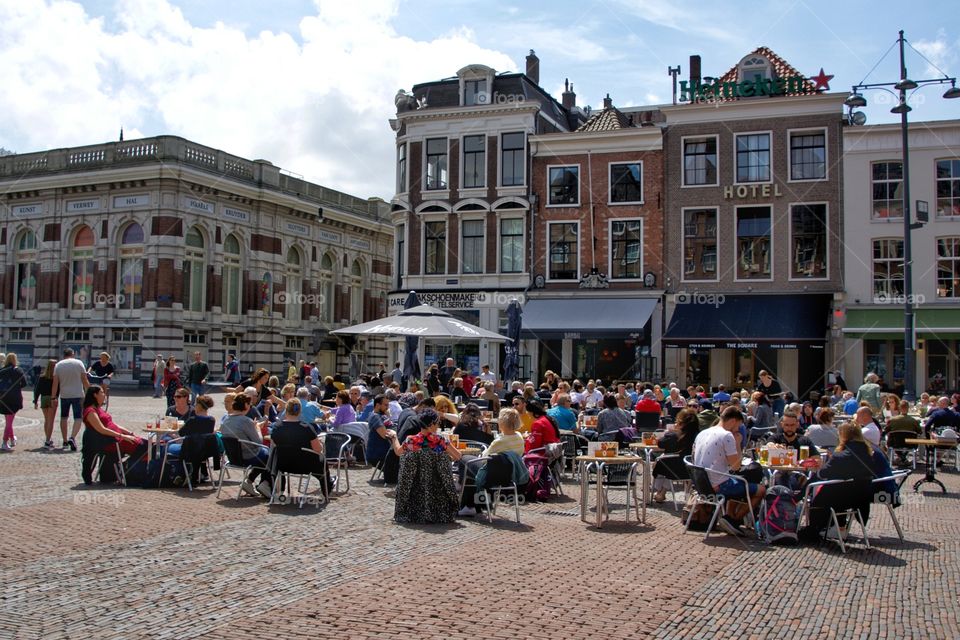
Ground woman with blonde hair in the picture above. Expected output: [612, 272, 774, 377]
[0, 353, 27, 450]
[35, 359, 58, 449]
[433, 395, 460, 428]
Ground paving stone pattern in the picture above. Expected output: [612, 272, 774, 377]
[2, 391, 959, 639]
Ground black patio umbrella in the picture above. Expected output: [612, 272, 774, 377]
[402, 291, 421, 389]
[502, 298, 522, 383]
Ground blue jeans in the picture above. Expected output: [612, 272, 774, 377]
[189, 383, 204, 403]
[716, 477, 759, 499]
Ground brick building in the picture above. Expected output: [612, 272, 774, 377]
[660, 48, 846, 398]
[0, 136, 393, 383]
[528, 96, 666, 381]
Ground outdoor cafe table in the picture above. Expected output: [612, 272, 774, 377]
[576, 455, 644, 529]
[142, 426, 180, 460]
[905, 438, 949, 493]
[628, 442, 662, 511]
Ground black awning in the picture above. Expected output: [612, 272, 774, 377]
[520, 297, 657, 339]
[663, 294, 830, 349]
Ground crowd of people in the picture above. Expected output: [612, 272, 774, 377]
[3, 349, 959, 542]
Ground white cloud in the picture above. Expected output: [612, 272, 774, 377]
[0, 0, 516, 198]
[913, 29, 957, 77]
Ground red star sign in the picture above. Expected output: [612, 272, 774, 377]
[810, 68, 834, 91]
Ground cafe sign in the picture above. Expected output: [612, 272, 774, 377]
[679, 69, 832, 103]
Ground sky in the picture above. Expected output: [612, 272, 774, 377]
[1, 0, 958, 200]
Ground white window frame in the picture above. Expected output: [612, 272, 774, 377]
[872, 237, 904, 302]
[680, 207, 720, 283]
[460, 133, 486, 190]
[285, 246, 303, 322]
[870, 160, 904, 221]
[349, 259, 364, 324]
[459, 216, 486, 275]
[13, 228, 38, 312]
[222, 234, 242, 318]
[546, 220, 580, 282]
[680, 134, 720, 188]
[732, 204, 774, 283]
[546, 164, 580, 207]
[935, 236, 960, 299]
[936, 158, 960, 218]
[787, 127, 829, 183]
[607, 217, 644, 281]
[396, 142, 408, 195]
[423, 137, 449, 192]
[787, 201, 830, 281]
[498, 215, 525, 274]
[395, 222, 407, 289]
[70, 225, 95, 312]
[499, 131, 526, 188]
[116, 222, 145, 311]
[421, 216, 449, 276]
[319, 253, 336, 324]
[608, 161, 644, 205]
[184, 226, 206, 314]
[733, 130, 773, 186]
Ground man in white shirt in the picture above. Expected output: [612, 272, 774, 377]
[51, 348, 90, 451]
[855, 406, 882, 448]
[385, 389, 403, 422]
[478, 364, 496, 384]
[583, 381, 603, 409]
[693, 405, 765, 535]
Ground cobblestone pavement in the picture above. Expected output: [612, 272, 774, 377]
[2, 390, 959, 639]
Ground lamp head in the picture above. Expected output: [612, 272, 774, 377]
[890, 102, 912, 115]
[844, 92, 867, 108]
[944, 82, 960, 99]
[895, 78, 918, 91]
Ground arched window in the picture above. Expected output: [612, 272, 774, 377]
[319, 253, 335, 324]
[286, 247, 302, 322]
[260, 272, 273, 314]
[118, 222, 144, 309]
[350, 259, 364, 324]
[14, 229, 38, 311]
[71, 225, 95, 310]
[222, 234, 241, 316]
[738, 54, 773, 82]
[184, 226, 206, 312]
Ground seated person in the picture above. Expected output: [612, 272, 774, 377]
[389, 409, 462, 524]
[453, 403, 493, 446]
[296, 387, 329, 427]
[366, 393, 396, 470]
[511, 396, 534, 434]
[450, 377, 470, 405]
[220, 394, 272, 498]
[697, 399, 721, 430]
[357, 390, 375, 423]
[166, 395, 218, 485]
[712, 384, 731, 403]
[597, 393, 633, 438]
[768, 410, 820, 459]
[546, 393, 578, 434]
[458, 408, 526, 516]
[433, 395, 461, 430]
[652, 408, 699, 502]
[635, 389, 663, 414]
[271, 399, 327, 496]
[885, 400, 921, 436]
[220, 393, 237, 425]
[693, 405, 766, 536]
[80, 385, 148, 485]
[329, 390, 357, 427]
[805, 408, 840, 449]
[165, 389, 194, 421]
[524, 400, 560, 454]
[923, 397, 959, 436]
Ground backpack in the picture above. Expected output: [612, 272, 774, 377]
[141, 458, 181, 488]
[760, 485, 799, 544]
[523, 452, 552, 502]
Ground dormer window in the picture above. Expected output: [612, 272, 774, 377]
[465, 79, 487, 106]
[738, 54, 773, 82]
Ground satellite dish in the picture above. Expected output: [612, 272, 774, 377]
[851, 111, 867, 126]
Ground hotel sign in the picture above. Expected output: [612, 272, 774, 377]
[723, 184, 784, 199]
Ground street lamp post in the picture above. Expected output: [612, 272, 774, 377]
[845, 30, 960, 401]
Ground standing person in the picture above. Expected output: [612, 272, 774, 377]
[0, 353, 28, 451]
[389, 361, 404, 388]
[87, 352, 115, 409]
[756, 370, 785, 417]
[52, 347, 90, 451]
[855, 373, 883, 414]
[34, 359, 58, 449]
[162, 356, 183, 407]
[224, 354, 241, 385]
[478, 364, 496, 385]
[152, 354, 165, 398]
[439, 357, 457, 391]
[186, 351, 209, 404]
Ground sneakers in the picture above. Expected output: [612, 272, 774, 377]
[240, 480, 258, 497]
[256, 481, 272, 499]
[0, 441, 11, 452]
[67, 438, 78, 452]
[457, 506, 477, 517]
[43, 440, 55, 450]
[717, 515, 744, 537]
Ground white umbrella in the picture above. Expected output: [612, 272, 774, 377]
[331, 304, 508, 341]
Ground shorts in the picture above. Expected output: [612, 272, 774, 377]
[60, 397, 82, 420]
[716, 477, 759, 499]
[40, 395, 52, 410]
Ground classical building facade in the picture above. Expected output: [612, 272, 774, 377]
[0, 136, 393, 383]
[390, 51, 584, 377]
[528, 96, 666, 381]
[840, 119, 960, 394]
[660, 49, 846, 397]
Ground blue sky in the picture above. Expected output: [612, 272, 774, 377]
[1, 0, 957, 198]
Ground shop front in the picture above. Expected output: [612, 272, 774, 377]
[520, 297, 659, 383]
[664, 294, 830, 398]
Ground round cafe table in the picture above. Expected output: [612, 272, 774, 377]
[905, 438, 948, 493]
[576, 455, 643, 528]
[629, 443, 662, 507]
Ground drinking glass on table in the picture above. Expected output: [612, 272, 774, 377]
[759, 448, 769, 464]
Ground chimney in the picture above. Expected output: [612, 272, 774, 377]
[689, 54, 702, 88]
[526, 49, 540, 85]
[602, 93, 612, 109]
[562, 78, 576, 109]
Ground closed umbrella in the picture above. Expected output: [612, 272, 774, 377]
[402, 291, 421, 390]
[502, 298, 522, 383]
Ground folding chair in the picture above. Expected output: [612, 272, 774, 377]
[683, 455, 757, 540]
[162, 434, 220, 491]
[560, 433, 589, 479]
[83, 441, 127, 486]
[884, 431, 919, 470]
[870, 470, 910, 542]
[460, 456, 521, 523]
[635, 412, 661, 432]
[651, 453, 690, 510]
[217, 437, 270, 499]
[797, 478, 869, 553]
[323, 432, 353, 494]
[269, 446, 328, 508]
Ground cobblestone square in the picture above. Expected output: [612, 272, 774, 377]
[2, 390, 959, 640]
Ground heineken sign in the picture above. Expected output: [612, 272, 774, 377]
[679, 68, 833, 102]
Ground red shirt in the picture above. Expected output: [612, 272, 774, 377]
[635, 398, 663, 414]
[525, 416, 560, 453]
